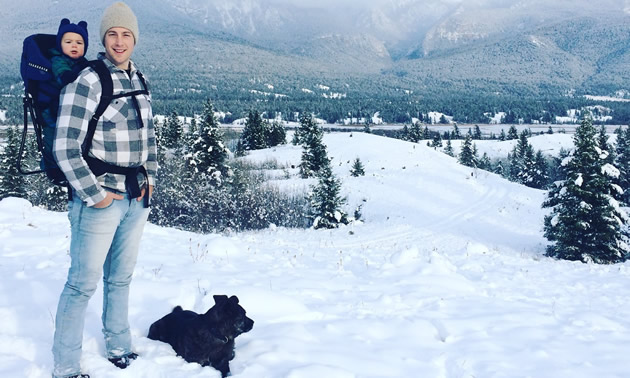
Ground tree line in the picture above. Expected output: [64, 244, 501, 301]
[1, 101, 628, 263]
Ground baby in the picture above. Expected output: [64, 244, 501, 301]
[41, 18, 89, 128]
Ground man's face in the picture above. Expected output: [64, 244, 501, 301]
[104, 27, 135, 70]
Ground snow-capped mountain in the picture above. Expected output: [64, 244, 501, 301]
[1, 0, 629, 100]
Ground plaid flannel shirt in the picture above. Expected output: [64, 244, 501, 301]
[54, 53, 157, 206]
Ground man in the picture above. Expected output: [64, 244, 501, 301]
[51, 3, 157, 378]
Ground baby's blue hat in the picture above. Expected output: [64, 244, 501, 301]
[56, 18, 89, 56]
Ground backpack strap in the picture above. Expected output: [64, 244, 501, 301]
[80, 59, 151, 207]
[82, 59, 113, 155]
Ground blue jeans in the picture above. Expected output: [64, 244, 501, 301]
[52, 191, 150, 377]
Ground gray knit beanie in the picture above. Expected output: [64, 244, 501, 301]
[100, 2, 139, 45]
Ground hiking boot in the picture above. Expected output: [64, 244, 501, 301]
[108, 352, 138, 369]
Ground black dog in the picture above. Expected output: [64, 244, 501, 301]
[148, 295, 254, 377]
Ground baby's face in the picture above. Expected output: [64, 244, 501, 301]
[60, 32, 85, 59]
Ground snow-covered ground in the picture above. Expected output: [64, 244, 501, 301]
[2, 132, 630, 378]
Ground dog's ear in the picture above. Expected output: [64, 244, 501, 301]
[213, 295, 228, 304]
[229, 296, 239, 304]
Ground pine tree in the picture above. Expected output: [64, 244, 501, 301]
[499, 129, 507, 141]
[458, 134, 476, 167]
[239, 110, 267, 151]
[350, 157, 365, 177]
[543, 118, 629, 263]
[444, 138, 454, 157]
[598, 125, 614, 164]
[291, 129, 301, 145]
[182, 117, 198, 152]
[187, 100, 230, 184]
[510, 130, 537, 186]
[267, 120, 287, 147]
[0, 125, 27, 199]
[154, 117, 174, 166]
[614, 127, 630, 206]
[473, 125, 483, 140]
[408, 122, 423, 143]
[431, 132, 443, 147]
[507, 125, 519, 140]
[162, 111, 184, 149]
[532, 150, 550, 189]
[399, 125, 410, 141]
[452, 124, 462, 140]
[478, 152, 491, 171]
[308, 162, 349, 229]
[299, 113, 329, 178]
[548, 147, 571, 184]
[494, 160, 505, 176]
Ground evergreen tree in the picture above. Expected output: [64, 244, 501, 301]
[458, 134, 476, 167]
[239, 110, 267, 152]
[499, 129, 507, 141]
[408, 122, 423, 143]
[452, 124, 462, 140]
[0, 125, 27, 199]
[548, 147, 571, 184]
[431, 132, 443, 148]
[308, 162, 349, 229]
[162, 111, 184, 149]
[399, 125, 410, 141]
[291, 129, 301, 145]
[507, 125, 519, 140]
[267, 120, 287, 147]
[598, 125, 614, 164]
[182, 117, 198, 152]
[478, 152, 491, 171]
[154, 118, 167, 162]
[509, 130, 536, 186]
[543, 118, 629, 263]
[444, 138, 454, 157]
[187, 100, 230, 184]
[473, 125, 483, 140]
[503, 110, 517, 124]
[494, 160, 505, 176]
[614, 127, 630, 206]
[299, 113, 329, 178]
[532, 150, 550, 189]
[350, 157, 365, 177]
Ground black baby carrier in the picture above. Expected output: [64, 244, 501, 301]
[18, 33, 151, 205]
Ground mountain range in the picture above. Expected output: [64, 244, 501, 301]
[1, 0, 630, 117]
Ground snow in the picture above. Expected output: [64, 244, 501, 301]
[427, 111, 453, 124]
[2, 132, 630, 378]
[0, 109, 6, 122]
[584, 95, 630, 102]
[602, 163, 620, 178]
[447, 133, 575, 160]
[575, 173, 584, 187]
[486, 112, 505, 124]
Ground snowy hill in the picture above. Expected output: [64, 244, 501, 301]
[2, 133, 630, 377]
